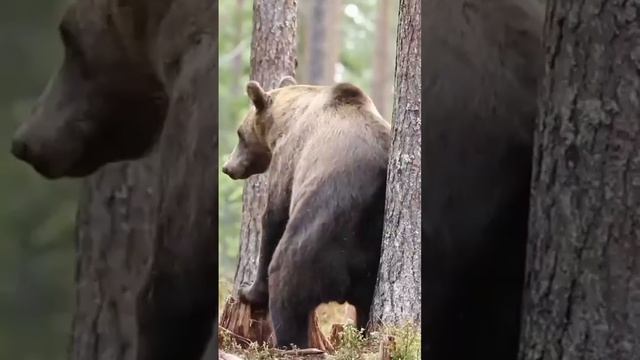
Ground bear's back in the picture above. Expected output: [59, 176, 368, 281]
[270, 83, 390, 212]
[271, 83, 390, 162]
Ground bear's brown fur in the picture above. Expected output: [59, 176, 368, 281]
[223, 78, 390, 348]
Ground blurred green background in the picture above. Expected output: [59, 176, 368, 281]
[0, 0, 396, 358]
[0, 1, 76, 359]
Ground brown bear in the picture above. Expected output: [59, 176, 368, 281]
[10, 1, 218, 359]
[222, 77, 390, 348]
[422, 1, 544, 360]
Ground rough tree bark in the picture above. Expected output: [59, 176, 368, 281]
[520, 1, 640, 360]
[369, 0, 421, 328]
[72, 160, 156, 360]
[371, 0, 392, 120]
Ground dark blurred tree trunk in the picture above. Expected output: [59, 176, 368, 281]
[370, 0, 421, 328]
[520, 1, 640, 359]
[71, 160, 156, 360]
[71, 3, 218, 360]
[371, 0, 392, 120]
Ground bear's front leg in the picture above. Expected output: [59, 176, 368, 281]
[238, 198, 289, 309]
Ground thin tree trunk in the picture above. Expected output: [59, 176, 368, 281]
[323, 0, 342, 85]
[371, 0, 392, 120]
[307, 0, 328, 84]
[520, 1, 640, 359]
[370, 0, 421, 328]
[299, 0, 341, 85]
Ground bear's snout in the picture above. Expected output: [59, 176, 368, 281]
[221, 164, 235, 179]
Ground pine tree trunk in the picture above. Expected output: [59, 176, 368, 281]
[307, 0, 327, 84]
[300, 0, 342, 85]
[323, 0, 342, 85]
[369, 0, 422, 328]
[520, 1, 640, 359]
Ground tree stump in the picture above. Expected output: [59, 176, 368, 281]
[219, 297, 334, 353]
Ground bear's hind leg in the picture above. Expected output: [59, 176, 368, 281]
[269, 295, 311, 348]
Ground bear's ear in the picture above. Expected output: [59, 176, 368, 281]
[278, 76, 297, 88]
[247, 81, 270, 111]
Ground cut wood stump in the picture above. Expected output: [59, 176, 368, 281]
[218, 296, 334, 353]
[219, 296, 273, 346]
[308, 312, 334, 353]
[329, 323, 345, 348]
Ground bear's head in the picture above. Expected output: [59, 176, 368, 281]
[222, 76, 296, 180]
[10, 1, 168, 179]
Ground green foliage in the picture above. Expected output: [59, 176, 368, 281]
[384, 324, 421, 360]
[335, 324, 367, 360]
[0, 1, 77, 359]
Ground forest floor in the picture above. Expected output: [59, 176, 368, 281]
[218, 280, 421, 359]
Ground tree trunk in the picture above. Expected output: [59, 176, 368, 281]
[307, 0, 327, 84]
[369, 0, 422, 328]
[323, 0, 342, 85]
[304, 0, 342, 85]
[71, 160, 156, 360]
[520, 1, 640, 360]
[371, 0, 392, 120]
